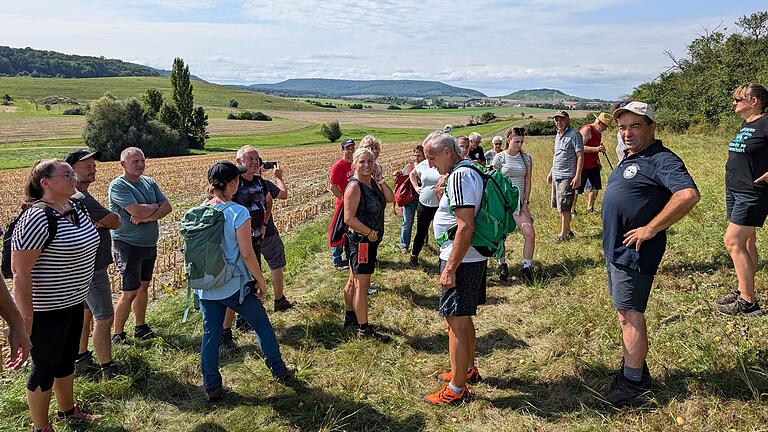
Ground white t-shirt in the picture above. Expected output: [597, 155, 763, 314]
[433, 165, 486, 262]
[414, 159, 442, 207]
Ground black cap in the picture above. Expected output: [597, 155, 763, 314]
[207, 161, 246, 188]
[65, 149, 101, 166]
[341, 139, 355, 149]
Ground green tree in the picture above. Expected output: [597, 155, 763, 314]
[158, 103, 181, 131]
[319, 120, 342, 142]
[229, 98, 239, 108]
[170, 57, 194, 134]
[142, 88, 164, 118]
[188, 106, 209, 149]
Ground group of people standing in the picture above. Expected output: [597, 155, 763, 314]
[0, 84, 766, 430]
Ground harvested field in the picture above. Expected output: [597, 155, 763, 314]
[206, 117, 311, 136]
[266, 110, 473, 129]
[0, 115, 85, 143]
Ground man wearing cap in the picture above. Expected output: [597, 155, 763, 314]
[66, 150, 122, 379]
[329, 139, 355, 270]
[602, 101, 699, 406]
[547, 111, 583, 242]
[574, 113, 614, 213]
[108, 147, 172, 345]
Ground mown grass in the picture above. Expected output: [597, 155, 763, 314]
[0, 76, 320, 112]
[1, 132, 766, 431]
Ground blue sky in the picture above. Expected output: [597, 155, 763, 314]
[2, 1, 765, 99]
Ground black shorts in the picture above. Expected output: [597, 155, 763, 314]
[28, 303, 84, 391]
[348, 235, 380, 275]
[606, 261, 654, 313]
[113, 240, 157, 291]
[577, 167, 602, 193]
[438, 259, 487, 317]
[726, 189, 768, 227]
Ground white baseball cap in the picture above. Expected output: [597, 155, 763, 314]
[613, 101, 655, 122]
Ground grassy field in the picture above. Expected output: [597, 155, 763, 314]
[1, 132, 766, 431]
[0, 77, 319, 112]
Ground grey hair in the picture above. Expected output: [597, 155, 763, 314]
[468, 132, 482, 143]
[120, 147, 144, 161]
[352, 147, 375, 165]
[492, 135, 503, 144]
[236, 145, 257, 161]
[428, 132, 460, 154]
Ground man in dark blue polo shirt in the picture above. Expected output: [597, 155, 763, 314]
[601, 101, 700, 406]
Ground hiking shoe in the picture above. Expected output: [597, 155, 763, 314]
[554, 231, 575, 243]
[134, 324, 156, 340]
[100, 362, 121, 381]
[719, 298, 763, 317]
[425, 384, 469, 405]
[274, 296, 295, 312]
[399, 244, 410, 253]
[234, 316, 252, 332]
[111, 332, 129, 346]
[220, 329, 238, 351]
[438, 366, 482, 384]
[333, 260, 349, 271]
[56, 404, 102, 422]
[206, 386, 223, 402]
[521, 266, 534, 282]
[497, 263, 509, 281]
[716, 289, 741, 305]
[275, 364, 297, 382]
[74, 351, 98, 377]
[357, 324, 391, 343]
[409, 255, 419, 267]
[605, 373, 652, 407]
[343, 312, 358, 329]
[33, 424, 55, 432]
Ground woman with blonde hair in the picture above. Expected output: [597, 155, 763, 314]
[718, 83, 768, 316]
[342, 147, 394, 339]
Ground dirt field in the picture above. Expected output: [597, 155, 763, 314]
[0, 115, 85, 143]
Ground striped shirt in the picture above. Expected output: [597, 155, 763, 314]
[11, 201, 99, 311]
[433, 164, 486, 263]
[492, 151, 532, 212]
[551, 125, 584, 179]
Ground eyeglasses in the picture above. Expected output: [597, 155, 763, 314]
[48, 172, 77, 181]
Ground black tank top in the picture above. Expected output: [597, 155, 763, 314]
[348, 177, 385, 237]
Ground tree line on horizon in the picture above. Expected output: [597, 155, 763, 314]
[0, 46, 160, 78]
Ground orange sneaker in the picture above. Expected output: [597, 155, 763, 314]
[425, 384, 469, 405]
[437, 366, 482, 384]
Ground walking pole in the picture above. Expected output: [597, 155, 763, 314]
[601, 150, 614, 170]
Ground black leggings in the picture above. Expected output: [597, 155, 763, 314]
[411, 203, 438, 258]
[27, 303, 84, 392]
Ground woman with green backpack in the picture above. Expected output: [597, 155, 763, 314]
[189, 160, 294, 402]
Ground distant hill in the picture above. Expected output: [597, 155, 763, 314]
[0, 46, 161, 78]
[501, 88, 590, 101]
[248, 78, 487, 98]
[0, 76, 320, 111]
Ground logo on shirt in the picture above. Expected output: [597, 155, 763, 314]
[728, 127, 755, 153]
[623, 164, 639, 179]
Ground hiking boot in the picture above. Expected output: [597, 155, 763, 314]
[134, 324, 156, 340]
[425, 384, 469, 405]
[521, 266, 534, 283]
[100, 362, 121, 381]
[357, 324, 391, 343]
[111, 332, 129, 346]
[438, 366, 482, 384]
[56, 404, 102, 422]
[74, 351, 98, 377]
[497, 263, 509, 281]
[605, 373, 652, 407]
[719, 298, 763, 317]
[275, 364, 297, 382]
[343, 312, 358, 329]
[206, 386, 223, 402]
[715, 289, 741, 305]
[274, 296, 295, 312]
[409, 255, 419, 267]
[234, 316, 252, 332]
[220, 328, 238, 351]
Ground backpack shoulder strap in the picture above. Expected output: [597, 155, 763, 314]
[30, 202, 58, 249]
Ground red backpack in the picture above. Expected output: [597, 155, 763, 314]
[393, 163, 417, 208]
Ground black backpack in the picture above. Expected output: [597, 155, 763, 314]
[1, 199, 88, 279]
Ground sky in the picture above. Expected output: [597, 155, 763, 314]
[2, 1, 765, 99]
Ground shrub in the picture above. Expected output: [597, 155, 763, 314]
[387, 105, 401, 110]
[229, 98, 239, 108]
[320, 120, 342, 142]
[226, 111, 272, 121]
[480, 111, 497, 123]
[62, 107, 86, 115]
[349, 103, 363, 109]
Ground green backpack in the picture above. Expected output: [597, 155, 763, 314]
[180, 202, 240, 321]
[436, 160, 520, 259]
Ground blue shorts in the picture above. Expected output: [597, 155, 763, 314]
[438, 259, 487, 317]
[726, 189, 768, 227]
[606, 261, 654, 313]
